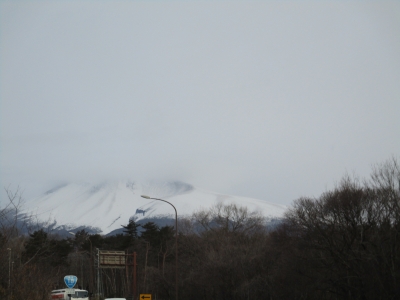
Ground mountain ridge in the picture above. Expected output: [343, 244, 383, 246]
[22, 180, 287, 234]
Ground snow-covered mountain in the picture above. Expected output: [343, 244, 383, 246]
[23, 181, 287, 234]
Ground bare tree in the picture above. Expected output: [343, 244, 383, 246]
[193, 202, 265, 234]
[281, 157, 400, 299]
[0, 186, 26, 240]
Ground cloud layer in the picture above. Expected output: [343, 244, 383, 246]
[1, 2, 399, 205]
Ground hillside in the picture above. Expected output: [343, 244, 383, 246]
[22, 180, 287, 234]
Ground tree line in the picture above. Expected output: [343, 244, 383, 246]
[0, 157, 399, 300]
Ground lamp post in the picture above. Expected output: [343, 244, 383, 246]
[141, 195, 178, 300]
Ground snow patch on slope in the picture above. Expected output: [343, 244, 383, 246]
[23, 181, 286, 234]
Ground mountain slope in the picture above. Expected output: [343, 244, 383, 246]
[23, 181, 287, 234]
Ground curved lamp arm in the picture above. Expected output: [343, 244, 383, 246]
[141, 195, 178, 300]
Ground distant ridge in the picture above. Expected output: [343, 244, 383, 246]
[22, 180, 287, 234]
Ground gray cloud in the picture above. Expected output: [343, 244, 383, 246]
[1, 1, 399, 205]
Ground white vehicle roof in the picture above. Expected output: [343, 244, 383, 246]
[51, 289, 88, 292]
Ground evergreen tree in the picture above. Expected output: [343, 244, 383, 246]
[23, 229, 50, 263]
[119, 219, 140, 249]
[122, 219, 140, 239]
[140, 222, 160, 247]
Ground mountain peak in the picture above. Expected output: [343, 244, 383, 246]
[23, 180, 286, 234]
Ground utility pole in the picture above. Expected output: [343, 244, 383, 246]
[96, 248, 100, 300]
[7, 248, 11, 300]
[8, 248, 11, 288]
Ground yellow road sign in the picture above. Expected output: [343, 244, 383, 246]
[139, 294, 151, 300]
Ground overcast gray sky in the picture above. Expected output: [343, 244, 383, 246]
[1, 1, 399, 206]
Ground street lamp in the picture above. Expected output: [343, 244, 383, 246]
[141, 195, 178, 300]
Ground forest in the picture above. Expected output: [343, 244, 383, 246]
[0, 157, 399, 300]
